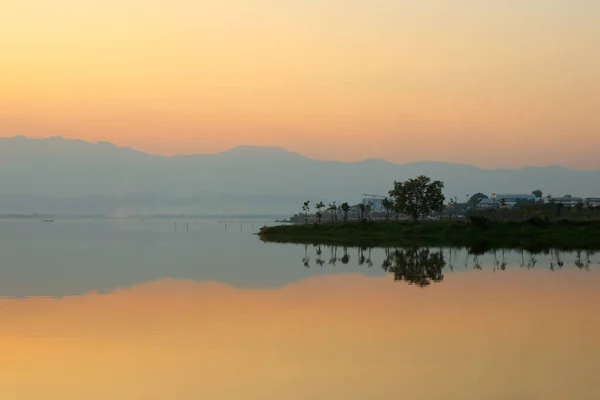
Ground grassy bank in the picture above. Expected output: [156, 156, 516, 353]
[257, 219, 600, 250]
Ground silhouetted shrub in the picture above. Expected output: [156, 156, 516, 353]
[527, 216, 549, 227]
[469, 215, 490, 228]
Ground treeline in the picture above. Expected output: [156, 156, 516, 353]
[299, 175, 445, 223]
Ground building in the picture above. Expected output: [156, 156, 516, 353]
[475, 198, 499, 209]
[544, 196, 584, 207]
[489, 193, 537, 208]
[584, 198, 600, 207]
[361, 194, 391, 213]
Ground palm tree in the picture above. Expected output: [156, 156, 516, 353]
[358, 203, 366, 221]
[302, 201, 310, 223]
[366, 201, 373, 220]
[340, 202, 350, 222]
[315, 201, 325, 223]
[327, 201, 338, 222]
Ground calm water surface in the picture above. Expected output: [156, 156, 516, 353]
[1, 219, 599, 399]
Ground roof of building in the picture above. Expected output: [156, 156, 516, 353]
[547, 196, 583, 201]
[494, 194, 536, 199]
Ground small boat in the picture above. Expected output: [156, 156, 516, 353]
[42, 219, 54, 223]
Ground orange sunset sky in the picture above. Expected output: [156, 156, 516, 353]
[1, 1, 599, 168]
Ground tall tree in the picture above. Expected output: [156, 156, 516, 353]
[365, 201, 373, 220]
[340, 202, 350, 222]
[381, 198, 393, 220]
[327, 201, 338, 222]
[358, 203, 366, 221]
[388, 175, 445, 220]
[315, 201, 325, 223]
[302, 201, 310, 223]
[532, 189, 543, 199]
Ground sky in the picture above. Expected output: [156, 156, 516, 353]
[1, 0, 599, 168]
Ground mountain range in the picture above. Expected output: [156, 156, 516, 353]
[1, 135, 599, 216]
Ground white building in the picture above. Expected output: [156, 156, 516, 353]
[362, 195, 391, 212]
[584, 198, 600, 207]
[544, 196, 584, 207]
[489, 193, 537, 208]
[476, 198, 499, 209]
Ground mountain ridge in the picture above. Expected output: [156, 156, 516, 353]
[1, 135, 599, 216]
[1, 135, 591, 171]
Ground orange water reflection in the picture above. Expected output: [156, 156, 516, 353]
[1, 269, 599, 399]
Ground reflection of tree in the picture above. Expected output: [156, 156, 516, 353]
[550, 248, 564, 271]
[383, 247, 446, 287]
[315, 245, 325, 267]
[447, 248, 454, 271]
[500, 249, 507, 271]
[329, 246, 338, 266]
[574, 250, 585, 270]
[303, 245, 310, 268]
[358, 247, 366, 266]
[494, 249, 506, 272]
[527, 253, 538, 269]
[366, 247, 373, 268]
[585, 251, 595, 270]
[341, 246, 350, 264]
[473, 254, 482, 270]
[382, 247, 393, 271]
[302, 245, 596, 277]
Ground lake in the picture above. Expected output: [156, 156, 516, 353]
[1, 219, 599, 399]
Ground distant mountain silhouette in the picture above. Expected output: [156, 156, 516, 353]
[1, 136, 599, 216]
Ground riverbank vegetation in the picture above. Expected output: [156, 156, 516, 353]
[258, 218, 600, 250]
[267, 175, 600, 249]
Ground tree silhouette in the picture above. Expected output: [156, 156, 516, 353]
[302, 201, 310, 223]
[358, 203, 366, 221]
[389, 175, 445, 220]
[327, 202, 338, 222]
[340, 202, 350, 222]
[381, 198, 393, 220]
[366, 201, 373, 220]
[315, 201, 325, 223]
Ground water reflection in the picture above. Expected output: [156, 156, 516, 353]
[383, 248, 445, 287]
[300, 246, 598, 287]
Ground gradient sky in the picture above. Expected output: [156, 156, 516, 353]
[1, 1, 599, 168]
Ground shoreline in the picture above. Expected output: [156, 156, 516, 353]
[257, 219, 600, 251]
